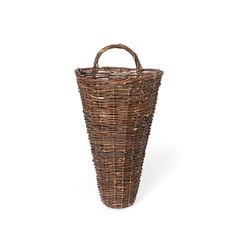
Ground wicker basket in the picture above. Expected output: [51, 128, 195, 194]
[75, 44, 163, 208]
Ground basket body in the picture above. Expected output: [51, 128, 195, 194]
[75, 44, 163, 208]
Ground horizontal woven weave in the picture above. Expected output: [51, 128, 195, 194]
[75, 44, 163, 208]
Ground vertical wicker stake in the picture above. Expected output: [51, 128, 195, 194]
[75, 44, 163, 208]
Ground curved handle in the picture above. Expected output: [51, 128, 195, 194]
[93, 44, 143, 72]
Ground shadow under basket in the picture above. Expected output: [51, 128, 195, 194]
[75, 44, 163, 208]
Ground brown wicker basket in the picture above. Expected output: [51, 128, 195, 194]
[75, 44, 163, 208]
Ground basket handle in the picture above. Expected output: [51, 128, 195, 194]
[93, 44, 143, 72]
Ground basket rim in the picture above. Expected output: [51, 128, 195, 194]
[75, 67, 163, 77]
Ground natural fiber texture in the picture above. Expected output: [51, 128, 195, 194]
[75, 44, 163, 208]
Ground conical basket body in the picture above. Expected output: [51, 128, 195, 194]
[75, 44, 163, 208]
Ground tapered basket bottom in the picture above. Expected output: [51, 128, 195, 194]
[93, 154, 144, 208]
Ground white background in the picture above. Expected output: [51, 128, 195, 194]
[0, 0, 236, 235]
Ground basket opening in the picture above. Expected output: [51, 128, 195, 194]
[75, 67, 163, 80]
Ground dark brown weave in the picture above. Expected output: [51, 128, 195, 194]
[75, 44, 163, 208]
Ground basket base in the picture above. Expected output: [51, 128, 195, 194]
[94, 156, 143, 209]
[101, 198, 136, 209]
